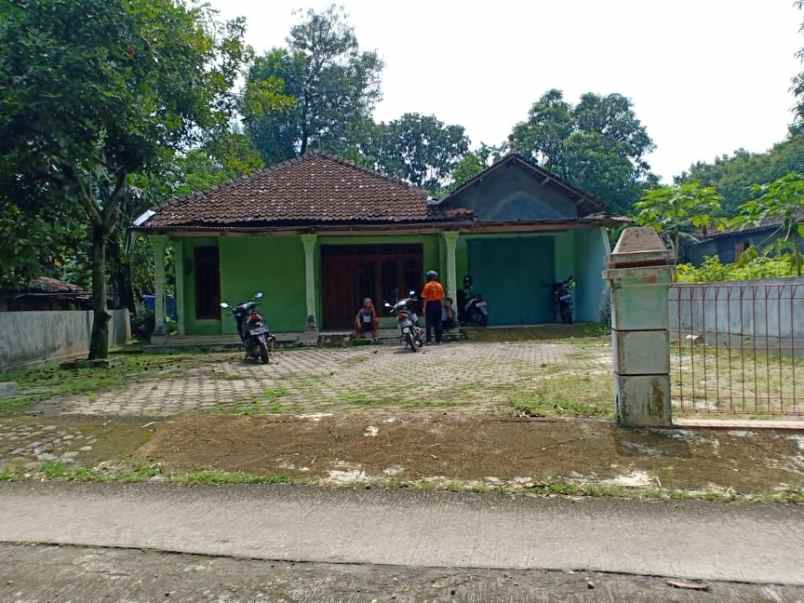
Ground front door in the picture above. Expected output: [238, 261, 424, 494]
[321, 244, 423, 330]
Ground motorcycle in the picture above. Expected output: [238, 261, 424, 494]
[458, 274, 489, 327]
[220, 292, 272, 364]
[384, 291, 425, 352]
[552, 277, 575, 324]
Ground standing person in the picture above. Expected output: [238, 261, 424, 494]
[421, 270, 445, 345]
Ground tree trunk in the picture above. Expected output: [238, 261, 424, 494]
[88, 224, 112, 360]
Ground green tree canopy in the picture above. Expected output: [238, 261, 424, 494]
[634, 182, 724, 261]
[677, 136, 804, 215]
[509, 89, 656, 214]
[444, 143, 505, 194]
[0, 0, 250, 358]
[365, 113, 470, 193]
[791, 0, 804, 136]
[243, 5, 383, 165]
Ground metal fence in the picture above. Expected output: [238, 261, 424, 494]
[668, 280, 804, 416]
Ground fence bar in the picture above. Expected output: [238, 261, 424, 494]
[669, 279, 803, 417]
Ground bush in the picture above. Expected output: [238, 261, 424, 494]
[675, 251, 798, 283]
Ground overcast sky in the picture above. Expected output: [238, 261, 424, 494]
[210, 1, 802, 182]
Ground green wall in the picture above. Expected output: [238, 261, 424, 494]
[174, 229, 608, 334]
[219, 235, 307, 334]
[573, 227, 609, 322]
[178, 237, 221, 335]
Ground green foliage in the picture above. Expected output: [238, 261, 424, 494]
[677, 137, 804, 215]
[791, 1, 804, 135]
[634, 182, 724, 260]
[0, 0, 251, 357]
[366, 113, 470, 192]
[445, 143, 505, 193]
[675, 251, 799, 283]
[243, 5, 383, 164]
[509, 89, 656, 214]
[734, 172, 804, 276]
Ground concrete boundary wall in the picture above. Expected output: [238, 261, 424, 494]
[669, 278, 804, 342]
[0, 309, 130, 370]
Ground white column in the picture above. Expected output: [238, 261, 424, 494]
[301, 234, 318, 329]
[442, 231, 459, 303]
[173, 239, 185, 335]
[151, 235, 167, 336]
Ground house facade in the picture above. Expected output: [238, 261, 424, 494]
[138, 153, 621, 339]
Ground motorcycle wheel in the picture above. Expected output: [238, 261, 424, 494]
[257, 338, 270, 364]
[406, 332, 417, 352]
[471, 310, 488, 327]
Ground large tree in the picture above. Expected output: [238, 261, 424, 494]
[243, 5, 383, 165]
[677, 136, 804, 216]
[0, 0, 250, 359]
[366, 113, 470, 193]
[792, 0, 804, 135]
[509, 89, 656, 214]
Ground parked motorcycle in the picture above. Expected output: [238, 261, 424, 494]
[384, 291, 424, 352]
[458, 274, 489, 327]
[552, 277, 575, 324]
[220, 292, 272, 364]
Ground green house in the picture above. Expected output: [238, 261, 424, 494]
[138, 153, 621, 341]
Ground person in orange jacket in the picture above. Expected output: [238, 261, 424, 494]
[421, 270, 445, 344]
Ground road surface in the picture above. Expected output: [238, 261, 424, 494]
[1, 482, 802, 587]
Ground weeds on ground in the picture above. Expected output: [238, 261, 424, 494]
[0, 352, 229, 415]
[510, 373, 613, 417]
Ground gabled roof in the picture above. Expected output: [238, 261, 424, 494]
[436, 153, 607, 216]
[140, 153, 451, 231]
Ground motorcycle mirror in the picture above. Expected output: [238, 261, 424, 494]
[219, 302, 229, 309]
[254, 292, 264, 300]
[409, 290, 416, 297]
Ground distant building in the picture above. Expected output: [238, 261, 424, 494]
[685, 217, 803, 265]
[0, 277, 90, 311]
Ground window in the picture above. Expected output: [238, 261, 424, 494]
[194, 246, 220, 319]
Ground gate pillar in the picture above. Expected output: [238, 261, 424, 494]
[604, 227, 674, 427]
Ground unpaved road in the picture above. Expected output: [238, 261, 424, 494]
[3, 543, 802, 602]
[1, 482, 803, 586]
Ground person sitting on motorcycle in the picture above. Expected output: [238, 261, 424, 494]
[421, 270, 445, 344]
[442, 297, 457, 331]
[354, 297, 379, 341]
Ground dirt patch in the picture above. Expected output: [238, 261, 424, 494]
[136, 414, 804, 494]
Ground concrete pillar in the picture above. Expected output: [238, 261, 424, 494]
[442, 231, 459, 304]
[150, 235, 167, 336]
[604, 227, 673, 427]
[301, 234, 318, 329]
[172, 239, 185, 335]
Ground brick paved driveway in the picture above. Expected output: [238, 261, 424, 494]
[36, 341, 611, 417]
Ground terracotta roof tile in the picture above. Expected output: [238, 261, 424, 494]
[141, 153, 450, 230]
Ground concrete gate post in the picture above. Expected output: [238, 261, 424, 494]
[604, 227, 674, 427]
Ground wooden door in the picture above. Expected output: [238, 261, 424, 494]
[321, 245, 423, 330]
